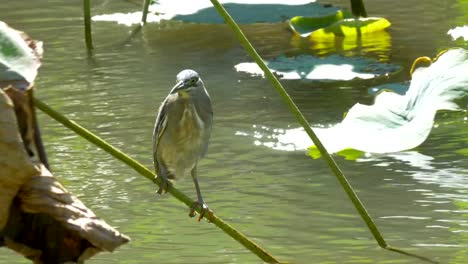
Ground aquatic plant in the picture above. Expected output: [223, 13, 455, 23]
[308, 48, 468, 157]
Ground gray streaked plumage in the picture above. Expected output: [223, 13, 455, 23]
[152, 69, 213, 220]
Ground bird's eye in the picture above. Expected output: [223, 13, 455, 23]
[190, 77, 198, 84]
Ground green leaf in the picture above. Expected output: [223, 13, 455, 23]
[173, 2, 341, 24]
[0, 21, 41, 87]
[94, 2, 343, 25]
[311, 17, 391, 38]
[289, 10, 353, 37]
[290, 15, 391, 38]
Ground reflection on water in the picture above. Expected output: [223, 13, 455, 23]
[1, 0, 467, 263]
[236, 125, 312, 151]
[234, 53, 400, 80]
[291, 30, 392, 60]
[448, 26, 468, 41]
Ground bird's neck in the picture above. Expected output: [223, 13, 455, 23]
[178, 90, 190, 100]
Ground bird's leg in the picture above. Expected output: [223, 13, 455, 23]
[189, 166, 213, 221]
[156, 167, 171, 194]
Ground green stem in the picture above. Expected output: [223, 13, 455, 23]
[208, 0, 436, 263]
[350, 0, 368, 17]
[141, 0, 151, 24]
[387, 246, 438, 263]
[83, 0, 93, 50]
[33, 97, 280, 264]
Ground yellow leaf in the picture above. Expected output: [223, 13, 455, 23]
[310, 17, 391, 39]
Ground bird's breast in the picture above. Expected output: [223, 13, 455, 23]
[177, 100, 205, 145]
[157, 95, 209, 178]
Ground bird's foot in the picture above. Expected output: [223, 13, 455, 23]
[189, 201, 213, 222]
[156, 177, 171, 195]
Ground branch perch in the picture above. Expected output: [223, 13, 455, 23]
[33, 97, 281, 264]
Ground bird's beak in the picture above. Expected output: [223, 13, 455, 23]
[169, 81, 186, 94]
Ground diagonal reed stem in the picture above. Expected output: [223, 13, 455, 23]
[208, 0, 436, 263]
[33, 97, 281, 264]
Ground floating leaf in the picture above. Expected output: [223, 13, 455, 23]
[173, 2, 341, 24]
[290, 30, 392, 59]
[94, 1, 341, 25]
[235, 54, 401, 81]
[309, 17, 391, 39]
[310, 144, 367, 160]
[238, 49, 468, 157]
[336, 148, 365, 160]
[289, 10, 353, 37]
[368, 83, 409, 96]
[0, 21, 41, 88]
[307, 48, 468, 157]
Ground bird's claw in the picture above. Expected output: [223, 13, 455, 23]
[156, 177, 171, 195]
[189, 201, 213, 222]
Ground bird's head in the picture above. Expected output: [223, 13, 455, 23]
[170, 69, 203, 96]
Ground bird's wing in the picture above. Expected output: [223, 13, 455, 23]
[196, 91, 213, 158]
[152, 98, 170, 173]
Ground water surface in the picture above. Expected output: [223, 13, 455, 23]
[0, 0, 467, 263]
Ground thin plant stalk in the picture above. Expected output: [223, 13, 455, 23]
[350, 0, 368, 17]
[207, 0, 436, 263]
[33, 97, 281, 264]
[141, 0, 152, 24]
[83, 0, 93, 50]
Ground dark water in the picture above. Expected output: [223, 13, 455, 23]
[1, 0, 467, 263]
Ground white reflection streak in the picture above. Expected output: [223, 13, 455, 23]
[448, 25, 468, 41]
[236, 125, 468, 190]
[235, 62, 376, 80]
[305, 64, 375, 80]
[93, 12, 163, 26]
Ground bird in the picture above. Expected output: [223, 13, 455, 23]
[152, 69, 213, 221]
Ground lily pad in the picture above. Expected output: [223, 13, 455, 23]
[299, 17, 391, 38]
[290, 30, 392, 59]
[0, 21, 41, 88]
[235, 54, 401, 81]
[93, 1, 341, 25]
[173, 2, 340, 24]
[289, 10, 353, 37]
[307, 48, 468, 156]
[368, 82, 409, 96]
[236, 49, 468, 158]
